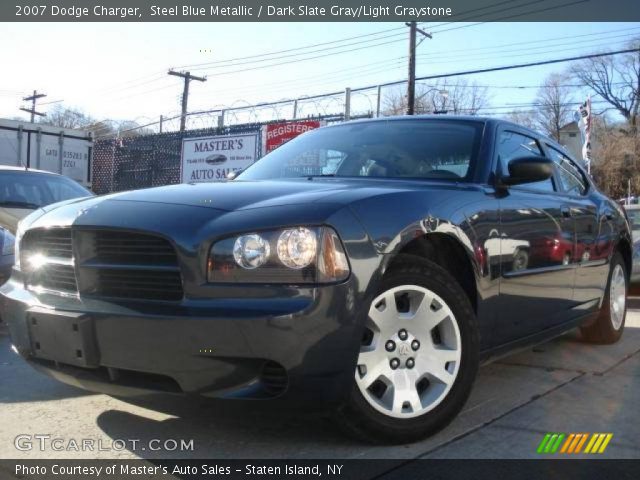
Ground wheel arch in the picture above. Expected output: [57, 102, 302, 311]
[386, 232, 479, 314]
[616, 236, 632, 280]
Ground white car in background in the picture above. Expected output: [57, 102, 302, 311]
[624, 204, 640, 283]
[0, 166, 92, 285]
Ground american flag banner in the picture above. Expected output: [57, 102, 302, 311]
[577, 97, 592, 174]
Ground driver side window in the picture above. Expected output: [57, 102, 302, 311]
[497, 131, 555, 192]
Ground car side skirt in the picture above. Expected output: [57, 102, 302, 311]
[479, 310, 599, 365]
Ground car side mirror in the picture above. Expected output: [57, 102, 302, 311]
[227, 169, 243, 181]
[499, 156, 553, 187]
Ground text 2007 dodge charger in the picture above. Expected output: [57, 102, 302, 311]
[0, 117, 630, 443]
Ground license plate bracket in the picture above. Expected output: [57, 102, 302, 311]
[27, 309, 99, 368]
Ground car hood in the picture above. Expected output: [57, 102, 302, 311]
[90, 178, 447, 211]
[0, 207, 36, 233]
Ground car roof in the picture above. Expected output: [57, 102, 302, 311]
[329, 114, 493, 127]
[0, 165, 65, 176]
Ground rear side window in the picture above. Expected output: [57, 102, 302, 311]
[547, 146, 587, 196]
[497, 131, 554, 192]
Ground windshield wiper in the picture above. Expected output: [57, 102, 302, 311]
[0, 201, 41, 209]
[302, 174, 337, 179]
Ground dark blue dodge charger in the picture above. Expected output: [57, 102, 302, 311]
[0, 117, 631, 443]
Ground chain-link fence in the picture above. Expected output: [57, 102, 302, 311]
[92, 113, 370, 194]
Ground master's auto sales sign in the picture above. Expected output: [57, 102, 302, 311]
[262, 120, 322, 154]
[181, 134, 257, 183]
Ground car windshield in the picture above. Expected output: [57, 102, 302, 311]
[239, 120, 484, 181]
[0, 171, 92, 209]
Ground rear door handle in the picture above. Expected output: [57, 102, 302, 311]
[561, 206, 572, 218]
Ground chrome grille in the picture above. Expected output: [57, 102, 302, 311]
[29, 264, 77, 293]
[22, 228, 72, 259]
[21, 228, 183, 302]
[22, 229, 76, 293]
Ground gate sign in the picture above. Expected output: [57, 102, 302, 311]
[262, 120, 322, 155]
[181, 134, 257, 183]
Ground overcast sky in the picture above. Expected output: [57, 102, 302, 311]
[1, 21, 638, 129]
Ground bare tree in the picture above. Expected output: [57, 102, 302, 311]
[382, 80, 490, 116]
[590, 117, 640, 198]
[382, 86, 427, 115]
[571, 38, 640, 131]
[39, 105, 95, 130]
[504, 109, 538, 130]
[424, 79, 489, 115]
[38, 105, 153, 138]
[534, 73, 574, 141]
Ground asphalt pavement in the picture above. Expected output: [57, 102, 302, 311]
[0, 302, 638, 462]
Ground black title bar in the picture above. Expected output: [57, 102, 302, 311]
[4, 0, 640, 22]
[3, 459, 640, 480]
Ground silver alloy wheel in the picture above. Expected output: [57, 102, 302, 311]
[610, 264, 626, 330]
[355, 285, 462, 419]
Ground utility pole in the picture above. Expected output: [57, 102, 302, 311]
[344, 87, 351, 120]
[406, 22, 432, 115]
[168, 70, 206, 131]
[20, 90, 47, 123]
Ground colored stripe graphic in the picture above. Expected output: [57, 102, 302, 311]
[574, 433, 589, 453]
[538, 433, 613, 454]
[550, 434, 565, 453]
[537, 433, 565, 453]
[598, 434, 613, 453]
[537, 434, 552, 454]
[560, 433, 575, 453]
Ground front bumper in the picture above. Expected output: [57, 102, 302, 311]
[0, 277, 363, 405]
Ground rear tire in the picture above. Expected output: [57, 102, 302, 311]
[335, 255, 479, 444]
[580, 252, 627, 344]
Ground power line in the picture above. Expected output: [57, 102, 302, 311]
[206, 31, 637, 101]
[174, 28, 408, 71]
[173, 0, 530, 71]
[412, 33, 640, 65]
[177, 26, 640, 84]
[360, 47, 640, 91]
[71, 1, 607, 105]
[113, 47, 637, 136]
[92, 20, 639, 103]
[423, 25, 640, 57]
[175, 2, 575, 77]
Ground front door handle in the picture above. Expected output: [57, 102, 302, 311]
[561, 206, 572, 218]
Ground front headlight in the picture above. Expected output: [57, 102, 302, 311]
[1, 229, 15, 256]
[208, 226, 349, 284]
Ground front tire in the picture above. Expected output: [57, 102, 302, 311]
[580, 252, 627, 344]
[335, 256, 479, 444]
